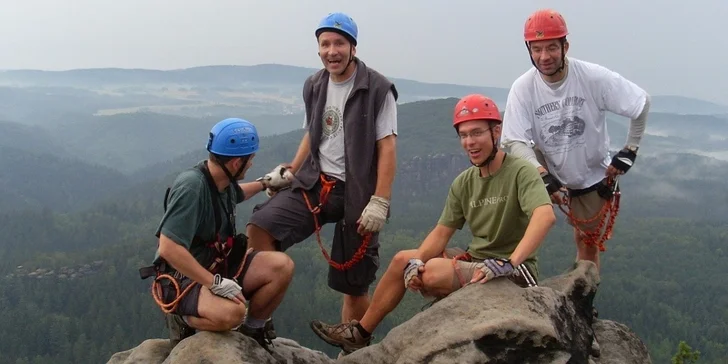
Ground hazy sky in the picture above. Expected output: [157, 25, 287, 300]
[0, 0, 725, 104]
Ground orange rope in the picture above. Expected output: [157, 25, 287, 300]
[556, 177, 621, 252]
[151, 247, 253, 314]
[301, 174, 371, 271]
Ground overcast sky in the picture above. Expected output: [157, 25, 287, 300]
[0, 0, 725, 104]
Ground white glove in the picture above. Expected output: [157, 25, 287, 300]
[257, 164, 294, 190]
[209, 274, 242, 300]
[403, 258, 424, 288]
[357, 196, 390, 233]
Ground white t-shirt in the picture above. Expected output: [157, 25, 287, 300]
[501, 57, 648, 189]
[303, 68, 398, 181]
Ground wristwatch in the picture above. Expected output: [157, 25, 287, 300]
[624, 145, 639, 153]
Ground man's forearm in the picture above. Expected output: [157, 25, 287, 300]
[503, 140, 543, 171]
[158, 235, 215, 288]
[509, 205, 556, 266]
[374, 135, 397, 200]
[238, 180, 265, 201]
[626, 96, 650, 148]
[415, 224, 455, 262]
[290, 131, 311, 173]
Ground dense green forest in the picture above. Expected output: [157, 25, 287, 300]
[1, 96, 727, 363]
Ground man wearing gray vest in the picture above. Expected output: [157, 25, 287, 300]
[246, 11, 399, 334]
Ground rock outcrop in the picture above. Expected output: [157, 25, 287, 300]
[107, 261, 651, 364]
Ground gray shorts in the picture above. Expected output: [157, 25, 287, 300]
[248, 176, 379, 296]
[160, 249, 260, 317]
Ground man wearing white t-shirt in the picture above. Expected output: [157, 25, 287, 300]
[501, 8, 650, 271]
[246, 11, 398, 338]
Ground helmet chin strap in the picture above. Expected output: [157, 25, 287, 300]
[213, 155, 247, 186]
[337, 46, 354, 76]
[469, 133, 498, 171]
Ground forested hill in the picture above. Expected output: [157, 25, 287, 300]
[0, 96, 726, 363]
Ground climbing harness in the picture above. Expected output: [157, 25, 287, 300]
[556, 176, 621, 252]
[140, 161, 251, 314]
[150, 247, 253, 314]
[300, 173, 372, 271]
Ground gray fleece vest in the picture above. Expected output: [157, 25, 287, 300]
[293, 58, 398, 262]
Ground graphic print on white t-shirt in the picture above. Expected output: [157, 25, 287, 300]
[321, 105, 342, 139]
[534, 95, 588, 155]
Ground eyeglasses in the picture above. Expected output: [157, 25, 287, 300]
[458, 128, 491, 140]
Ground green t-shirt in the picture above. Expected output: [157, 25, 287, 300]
[153, 160, 244, 267]
[438, 154, 552, 279]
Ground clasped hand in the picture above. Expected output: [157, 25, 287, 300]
[403, 258, 425, 291]
[209, 274, 245, 304]
[470, 258, 514, 284]
[257, 164, 294, 196]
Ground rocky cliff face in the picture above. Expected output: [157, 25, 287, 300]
[107, 261, 651, 364]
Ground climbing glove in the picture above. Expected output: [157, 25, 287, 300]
[357, 196, 390, 233]
[257, 164, 294, 192]
[610, 147, 637, 174]
[475, 258, 514, 283]
[403, 258, 424, 288]
[541, 172, 563, 196]
[209, 274, 242, 300]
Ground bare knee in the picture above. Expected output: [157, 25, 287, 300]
[272, 252, 294, 279]
[391, 249, 418, 272]
[420, 260, 440, 287]
[260, 252, 295, 280]
[223, 304, 246, 330]
[420, 259, 455, 297]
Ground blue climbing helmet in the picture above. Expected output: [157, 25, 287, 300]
[206, 118, 259, 157]
[315, 12, 358, 46]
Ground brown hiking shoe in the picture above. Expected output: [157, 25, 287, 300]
[166, 313, 195, 348]
[309, 319, 371, 354]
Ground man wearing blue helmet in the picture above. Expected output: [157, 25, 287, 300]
[246, 11, 399, 350]
[143, 118, 295, 353]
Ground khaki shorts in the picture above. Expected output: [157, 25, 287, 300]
[533, 147, 612, 233]
[443, 248, 538, 290]
[566, 189, 611, 232]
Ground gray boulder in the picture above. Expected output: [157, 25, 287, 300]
[107, 261, 651, 364]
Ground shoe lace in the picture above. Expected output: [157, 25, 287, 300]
[331, 322, 356, 339]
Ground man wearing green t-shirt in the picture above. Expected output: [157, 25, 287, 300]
[146, 118, 295, 352]
[309, 94, 556, 355]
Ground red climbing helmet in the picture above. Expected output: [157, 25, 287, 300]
[524, 9, 569, 42]
[452, 94, 502, 129]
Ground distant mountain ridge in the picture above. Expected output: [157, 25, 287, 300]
[1, 64, 726, 114]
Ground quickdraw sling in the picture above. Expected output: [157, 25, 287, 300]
[139, 161, 251, 314]
[556, 176, 621, 252]
[300, 173, 372, 271]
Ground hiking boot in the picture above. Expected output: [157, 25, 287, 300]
[309, 319, 371, 354]
[166, 313, 195, 348]
[264, 317, 277, 341]
[237, 324, 275, 353]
